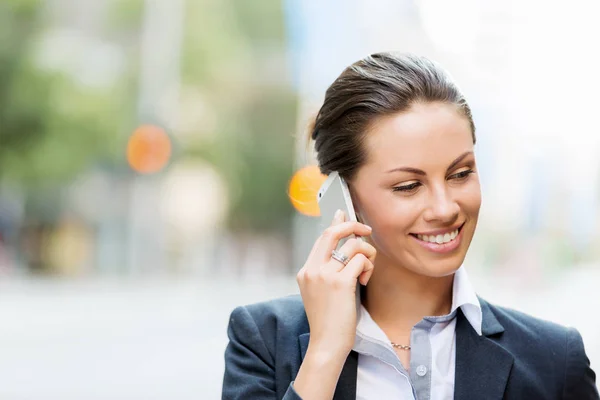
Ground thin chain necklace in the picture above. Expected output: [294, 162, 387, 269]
[390, 342, 411, 350]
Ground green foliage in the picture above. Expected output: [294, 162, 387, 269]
[230, 0, 286, 44]
[1, 0, 298, 233]
[107, 0, 145, 33]
[192, 89, 297, 233]
[181, 0, 298, 233]
[0, 0, 135, 186]
[0, 0, 46, 179]
[181, 0, 249, 87]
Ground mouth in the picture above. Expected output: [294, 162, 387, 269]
[409, 222, 466, 253]
[410, 222, 465, 244]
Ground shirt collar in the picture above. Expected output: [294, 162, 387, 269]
[450, 266, 483, 335]
[356, 266, 483, 339]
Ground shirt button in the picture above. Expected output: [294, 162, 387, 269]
[416, 365, 428, 377]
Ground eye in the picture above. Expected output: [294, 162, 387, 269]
[448, 169, 474, 180]
[392, 182, 422, 193]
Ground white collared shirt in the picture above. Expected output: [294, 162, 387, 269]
[352, 266, 482, 400]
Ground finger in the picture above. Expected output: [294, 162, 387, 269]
[358, 261, 375, 286]
[330, 209, 345, 226]
[326, 238, 376, 272]
[337, 238, 376, 266]
[314, 222, 372, 261]
[339, 253, 374, 284]
[305, 210, 346, 263]
[306, 234, 323, 261]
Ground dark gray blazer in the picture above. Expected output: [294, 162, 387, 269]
[222, 295, 598, 399]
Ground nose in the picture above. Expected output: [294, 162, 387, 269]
[423, 185, 460, 224]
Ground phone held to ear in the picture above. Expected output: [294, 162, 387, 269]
[317, 171, 365, 317]
[317, 171, 364, 248]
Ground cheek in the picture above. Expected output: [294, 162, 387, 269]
[364, 200, 422, 256]
[362, 195, 421, 234]
[458, 178, 482, 218]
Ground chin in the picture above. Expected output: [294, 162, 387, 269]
[401, 242, 471, 278]
[410, 259, 464, 278]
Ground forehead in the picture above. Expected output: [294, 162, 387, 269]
[363, 102, 474, 171]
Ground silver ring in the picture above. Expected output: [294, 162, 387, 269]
[331, 249, 350, 266]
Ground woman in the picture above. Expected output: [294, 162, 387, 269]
[221, 52, 598, 399]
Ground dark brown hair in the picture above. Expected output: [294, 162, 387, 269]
[310, 52, 476, 180]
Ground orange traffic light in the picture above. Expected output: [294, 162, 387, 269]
[127, 125, 171, 174]
[127, 125, 172, 174]
[288, 165, 327, 216]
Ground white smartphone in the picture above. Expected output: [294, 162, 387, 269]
[316, 171, 363, 250]
[317, 171, 365, 316]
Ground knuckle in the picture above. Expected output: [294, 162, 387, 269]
[364, 243, 377, 256]
[354, 253, 367, 263]
[322, 227, 335, 239]
[296, 268, 306, 281]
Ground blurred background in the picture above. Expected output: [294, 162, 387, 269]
[1, 0, 599, 398]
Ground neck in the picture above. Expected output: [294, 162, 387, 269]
[363, 254, 455, 337]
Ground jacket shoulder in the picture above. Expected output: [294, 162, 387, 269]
[482, 300, 598, 398]
[482, 299, 576, 365]
[231, 294, 309, 338]
[484, 299, 570, 339]
[224, 295, 308, 399]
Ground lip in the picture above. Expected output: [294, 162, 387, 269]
[409, 223, 465, 254]
[411, 222, 465, 237]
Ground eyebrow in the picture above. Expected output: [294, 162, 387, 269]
[385, 151, 474, 175]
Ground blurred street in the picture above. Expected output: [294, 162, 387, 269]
[2, 0, 600, 399]
[1, 267, 599, 400]
[0, 273, 297, 400]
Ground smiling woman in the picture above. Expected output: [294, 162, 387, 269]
[222, 53, 599, 400]
[350, 102, 481, 282]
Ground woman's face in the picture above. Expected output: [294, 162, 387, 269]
[350, 102, 481, 278]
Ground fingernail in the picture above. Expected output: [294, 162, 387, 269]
[334, 209, 342, 221]
[365, 224, 372, 231]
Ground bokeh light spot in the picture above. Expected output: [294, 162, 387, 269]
[288, 165, 327, 216]
[127, 125, 172, 174]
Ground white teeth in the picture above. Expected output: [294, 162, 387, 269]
[416, 229, 459, 244]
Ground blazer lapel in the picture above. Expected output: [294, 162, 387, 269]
[299, 333, 358, 400]
[454, 301, 514, 400]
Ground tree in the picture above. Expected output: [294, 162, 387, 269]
[181, 0, 298, 234]
[0, 0, 134, 187]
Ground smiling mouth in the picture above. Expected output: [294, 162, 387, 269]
[409, 223, 465, 245]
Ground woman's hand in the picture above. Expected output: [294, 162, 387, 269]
[292, 210, 376, 399]
[296, 209, 376, 358]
